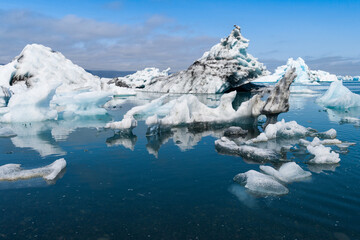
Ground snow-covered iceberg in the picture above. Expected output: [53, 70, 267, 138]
[143, 25, 268, 93]
[317, 79, 360, 109]
[0, 158, 66, 181]
[0, 44, 134, 122]
[254, 57, 337, 84]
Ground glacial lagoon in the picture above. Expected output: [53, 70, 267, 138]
[0, 83, 359, 240]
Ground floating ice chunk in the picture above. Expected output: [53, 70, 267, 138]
[0, 158, 66, 181]
[260, 162, 311, 183]
[317, 80, 360, 109]
[307, 140, 340, 164]
[0, 127, 17, 137]
[234, 170, 289, 195]
[215, 137, 279, 162]
[319, 128, 337, 139]
[300, 137, 342, 147]
[248, 119, 308, 143]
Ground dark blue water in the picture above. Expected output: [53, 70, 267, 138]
[0, 83, 359, 240]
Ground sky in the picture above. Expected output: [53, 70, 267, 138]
[0, 0, 360, 75]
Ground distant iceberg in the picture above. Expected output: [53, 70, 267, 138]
[111, 67, 170, 89]
[253, 57, 337, 84]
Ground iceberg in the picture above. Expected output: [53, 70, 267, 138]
[144, 25, 268, 93]
[0, 158, 66, 181]
[0, 44, 134, 122]
[260, 162, 311, 183]
[337, 75, 360, 82]
[234, 170, 289, 195]
[107, 67, 297, 131]
[317, 79, 360, 109]
[253, 57, 337, 84]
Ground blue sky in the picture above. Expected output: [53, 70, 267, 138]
[1, 0, 359, 75]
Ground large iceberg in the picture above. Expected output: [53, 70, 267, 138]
[317, 79, 360, 109]
[254, 57, 337, 84]
[0, 44, 134, 122]
[142, 25, 268, 93]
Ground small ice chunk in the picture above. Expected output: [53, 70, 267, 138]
[318, 128, 337, 139]
[215, 137, 279, 162]
[307, 141, 340, 164]
[0, 127, 17, 137]
[248, 119, 308, 143]
[260, 162, 311, 183]
[234, 170, 289, 195]
[0, 158, 66, 181]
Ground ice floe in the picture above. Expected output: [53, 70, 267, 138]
[0, 158, 66, 181]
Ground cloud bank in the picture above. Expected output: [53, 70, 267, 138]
[0, 9, 216, 71]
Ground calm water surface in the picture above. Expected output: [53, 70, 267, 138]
[0, 83, 359, 240]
